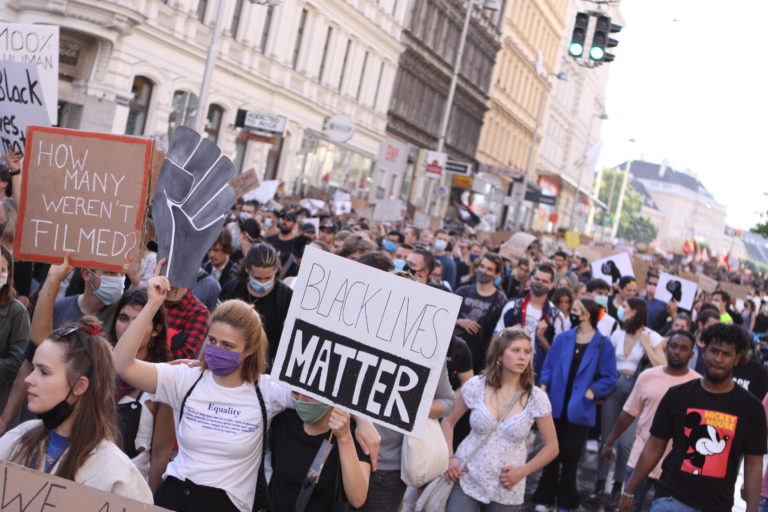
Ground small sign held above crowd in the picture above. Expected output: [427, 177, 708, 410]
[656, 272, 697, 310]
[15, 126, 152, 272]
[271, 246, 461, 437]
[591, 253, 634, 286]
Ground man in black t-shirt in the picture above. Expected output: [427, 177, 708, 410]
[620, 323, 767, 512]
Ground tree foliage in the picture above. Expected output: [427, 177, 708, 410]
[597, 167, 659, 244]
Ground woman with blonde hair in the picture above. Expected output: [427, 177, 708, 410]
[0, 316, 152, 501]
[113, 271, 290, 512]
[440, 327, 559, 511]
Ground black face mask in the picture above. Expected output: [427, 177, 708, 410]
[37, 393, 75, 430]
[570, 314, 581, 326]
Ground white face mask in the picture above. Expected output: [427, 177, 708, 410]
[0, 272, 7, 289]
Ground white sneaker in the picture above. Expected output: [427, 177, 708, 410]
[586, 439, 599, 453]
[534, 505, 552, 512]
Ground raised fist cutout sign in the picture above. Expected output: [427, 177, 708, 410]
[151, 127, 236, 288]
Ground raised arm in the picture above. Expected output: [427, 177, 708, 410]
[31, 254, 74, 345]
[330, 408, 370, 509]
[112, 275, 169, 394]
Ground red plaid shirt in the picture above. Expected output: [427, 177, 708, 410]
[164, 290, 210, 360]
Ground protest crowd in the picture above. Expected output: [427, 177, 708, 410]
[1, 136, 768, 512]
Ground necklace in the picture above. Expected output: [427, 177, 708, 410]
[576, 328, 594, 344]
[493, 388, 521, 419]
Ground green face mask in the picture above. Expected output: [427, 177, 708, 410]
[292, 397, 331, 424]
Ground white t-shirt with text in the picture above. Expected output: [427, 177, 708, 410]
[155, 364, 292, 512]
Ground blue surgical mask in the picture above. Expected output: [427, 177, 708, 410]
[89, 273, 124, 306]
[239, 212, 251, 220]
[393, 259, 406, 271]
[382, 240, 397, 253]
[250, 278, 274, 294]
[493, 276, 502, 287]
[434, 239, 448, 252]
[264, 218, 273, 228]
[617, 306, 626, 323]
[469, 254, 480, 262]
[595, 295, 609, 308]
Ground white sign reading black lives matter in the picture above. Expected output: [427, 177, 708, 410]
[271, 246, 461, 437]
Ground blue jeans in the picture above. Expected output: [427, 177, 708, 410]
[624, 466, 656, 512]
[446, 484, 520, 512]
[650, 496, 701, 512]
[760, 496, 768, 512]
[597, 373, 636, 483]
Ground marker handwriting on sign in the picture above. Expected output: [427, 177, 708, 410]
[299, 263, 451, 360]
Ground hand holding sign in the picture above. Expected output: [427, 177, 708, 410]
[151, 127, 236, 288]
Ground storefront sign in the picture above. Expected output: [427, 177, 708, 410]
[271, 247, 461, 437]
[477, 163, 523, 180]
[15, 126, 151, 272]
[446, 159, 473, 175]
[235, 108, 286, 135]
[376, 136, 408, 174]
[0, 23, 59, 123]
[323, 114, 355, 143]
[424, 151, 446, 177]
[525, 190, 556, 206]
[452, 175, 473, 189]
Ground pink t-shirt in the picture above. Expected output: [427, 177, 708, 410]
[623, 365, 701, 480]
[762, 395, 768, 498]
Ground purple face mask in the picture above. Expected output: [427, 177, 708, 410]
[204, 344, 242, 377]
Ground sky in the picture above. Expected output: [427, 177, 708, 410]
[596, 0, 768, 230]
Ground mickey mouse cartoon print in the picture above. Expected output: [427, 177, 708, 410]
[682, 409, 736, 477]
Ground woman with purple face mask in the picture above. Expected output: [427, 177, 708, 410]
[113, 271, 293, 512]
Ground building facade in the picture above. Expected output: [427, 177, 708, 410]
[628, 160, 734, 254]
[385, 0, 501, 218]
[3, 0, 408, 198]
[475, 0, 570, 229]
[534, 0, 623, 232]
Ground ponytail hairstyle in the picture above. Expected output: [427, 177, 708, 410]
[201, 300, 268, 383]
[11, 317, 119, 480]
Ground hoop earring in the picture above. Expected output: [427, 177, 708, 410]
[496, 360, 502, 367]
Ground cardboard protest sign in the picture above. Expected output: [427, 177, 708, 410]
[271, 246, 461, 437]
[413, 211, 431, 230]
[15, 127, 151, 271]
[631, 257, 650, 289]
[0, 23, 59, 124]
[242, 179, 278, 204]
[489, 230, 515, 247]
[565, 231, 580, 250]
[591, 253, 634, 286]
[0, 61, 50, 155]
[656, 272, 697, 310]
[0, 460, 166, 512]
[372, 199, 403, 222]
[151, 126, 236, 288]
[501, 232, 536, 259]
[228, 168, 260, 199]
[696, 273, 718, 294]
[717, 281, 751, 301]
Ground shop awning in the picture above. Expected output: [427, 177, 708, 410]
[541, 172, 607, 210]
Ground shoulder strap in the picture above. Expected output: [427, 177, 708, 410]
[255, 384, 267, 466]
[179, 371, 205, 422]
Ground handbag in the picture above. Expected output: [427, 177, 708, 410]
[415, 390, 522, 512]
[401, 418, 449, 488]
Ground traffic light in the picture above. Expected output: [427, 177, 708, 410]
[590, 15, 621, 61]
[569, 12, 589, 58]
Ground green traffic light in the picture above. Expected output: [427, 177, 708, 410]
[590, 46, 605, 60]
[569, 42, 584, 57]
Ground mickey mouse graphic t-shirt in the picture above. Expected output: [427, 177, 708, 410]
[650, 379, 767, 511]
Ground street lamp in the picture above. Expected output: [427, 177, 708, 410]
[511, 70, 568, 229]
[569, 110, 608, 230]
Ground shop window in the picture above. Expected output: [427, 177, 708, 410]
[125, 76, 153, 136]
[204, 104, 224, 143]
